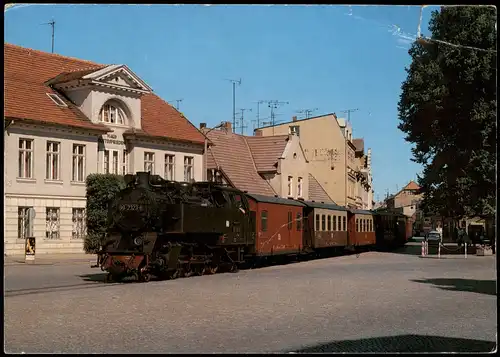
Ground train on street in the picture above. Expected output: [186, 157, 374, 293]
[94, 172, 411, 282]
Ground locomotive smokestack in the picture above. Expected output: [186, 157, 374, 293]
[137, 172, 150, 188]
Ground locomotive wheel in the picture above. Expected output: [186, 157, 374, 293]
[230, 264, 239, 273]
[140, 273, 151, 283]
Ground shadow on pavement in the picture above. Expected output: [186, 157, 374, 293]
[410, 278, 497, 296]
[290, 334, 496, 353]
[80, 273, 108, 282]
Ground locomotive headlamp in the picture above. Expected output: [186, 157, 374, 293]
[133, 237, 143, 246]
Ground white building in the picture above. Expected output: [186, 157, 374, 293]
[4, 43, 207, 256]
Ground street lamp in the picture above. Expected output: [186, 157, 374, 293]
[202, 122, 225, 181]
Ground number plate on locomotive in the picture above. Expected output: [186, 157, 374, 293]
[119, 204, 142, 211]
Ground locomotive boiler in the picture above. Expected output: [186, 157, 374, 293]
[95, 171, 255, 282]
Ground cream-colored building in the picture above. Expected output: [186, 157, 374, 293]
[4, 43, 206, 256]
[255, 114, 373, 209]
[203, 122, 333, 203]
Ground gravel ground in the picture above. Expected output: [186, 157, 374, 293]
[4, 250, 497, 353]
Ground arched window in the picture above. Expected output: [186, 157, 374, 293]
[99, 102, 126, 125]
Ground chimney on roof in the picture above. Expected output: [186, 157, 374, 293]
[292, 116, 298, 122]
[254, 129, 263, 137]
[200, 123, 207, 130]
[223, 121, 232, 133]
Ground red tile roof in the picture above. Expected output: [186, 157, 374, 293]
[403, 180, 420, 191]
[4, 43, 205, 144]
[205, 129, 276, 196]
[308, 174, 335, 204]
[245, 135, 289, 172]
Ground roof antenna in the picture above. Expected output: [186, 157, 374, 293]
[41, 19, 55, 53]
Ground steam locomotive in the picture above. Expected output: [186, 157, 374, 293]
[95, 172, 410, 283]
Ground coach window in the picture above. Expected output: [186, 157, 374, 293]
[364, 219, 367, 232]
[343, 216, 347, 231]
[327, 215, 332, 231]
[296, 212, 302, 231]
[356, 219, 359, 232]
[321, 214, 326, 231]
[370, 220, 373, 232]
[288, 211, 293, 230]
[333, 215, 337, 231]
[261, 211, 268, 232]
[315, 214, 320, 231]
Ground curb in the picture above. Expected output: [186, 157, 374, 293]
[4, 256, 97, 266]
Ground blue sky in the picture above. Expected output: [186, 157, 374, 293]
[5, 4, 437, 201]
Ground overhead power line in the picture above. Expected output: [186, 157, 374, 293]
[416, 5, 497, 54]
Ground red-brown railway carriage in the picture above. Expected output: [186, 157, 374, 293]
[301, 201, 349, 252]
[347, 209, 376, 249]
[245, 194, 305, 258]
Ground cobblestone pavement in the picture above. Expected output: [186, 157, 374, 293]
[4, 251, 497, 353]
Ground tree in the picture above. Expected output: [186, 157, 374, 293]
[398, 6, 496, 221]
[84, 174, 125, 253]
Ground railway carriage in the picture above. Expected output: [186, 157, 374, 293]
[245, 194, 305, 260]
[302, 201, 349, 253]
[348, 210, 376, 249]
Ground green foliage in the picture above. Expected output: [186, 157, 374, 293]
[398, 6, 496, 220]
[84, 174, 125, 253]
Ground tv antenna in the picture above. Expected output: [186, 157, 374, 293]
[296, 108, 318, 119]
[41, 19, 56, 53]
[253, 100, 266, 129]
[266, 100, 289, 135]
[168, 99, 183, 110]
[224, 78, 242, 131]
[236, 108, 252, 135]
[339, 108, 359, 123]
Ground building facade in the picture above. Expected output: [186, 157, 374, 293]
[4, 44, 206, 256]
[254, 114, 373, 208]
[203, 122, 333, 203]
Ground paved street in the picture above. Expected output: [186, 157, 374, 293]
[4, 249, 497, 353]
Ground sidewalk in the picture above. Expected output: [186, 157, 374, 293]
[4, 253, 98, 266]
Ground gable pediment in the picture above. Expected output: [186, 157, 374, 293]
[82, 65, 153, 93]
[48, 64, 153, 95]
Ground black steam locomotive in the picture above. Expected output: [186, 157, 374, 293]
[96, 172, 255, 282]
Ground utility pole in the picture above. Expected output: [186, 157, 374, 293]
[168, 99, 184, 110]
[225, 78, 242, 130]
[236, 108, 252, 135]
[265, 100, 289, 135]
[296, 108, 318, 119]
[41, 19, 56, 53]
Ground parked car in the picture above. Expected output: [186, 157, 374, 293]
[425, 230, 442, 243]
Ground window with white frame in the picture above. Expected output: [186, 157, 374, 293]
[184, 156, 194, 182]
[18, 207, 34, 239]
[122, 149, 129, 175]
[165, 154, 175, 180]
[144, 152, 155, 173]
[18, 139, 34, 178]
[45, 207, 60, 239]
[72, 144, 85, 182]
[72, 208, 86, 239]
[103, 150, 119, 174]
[46, 141, 61, 180]
[287, 176, 293, 197]
[99, 103, 125, 125]
[297, 177, 303, 197]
